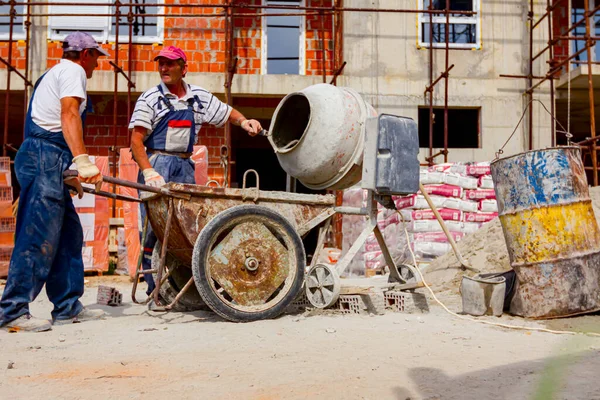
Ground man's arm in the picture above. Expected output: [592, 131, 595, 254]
[228, 108, 262, 136]
[130, 126, 165, 188]
[60, 97, 101, 185]
[131, 127, 152, 171]
[61, 97, 87, 157]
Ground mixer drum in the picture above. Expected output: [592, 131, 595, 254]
[268, 83, 377, 190]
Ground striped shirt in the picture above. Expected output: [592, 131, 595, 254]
[128, 81, 232, 141]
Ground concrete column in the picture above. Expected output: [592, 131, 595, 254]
[28, 2, 48, 93]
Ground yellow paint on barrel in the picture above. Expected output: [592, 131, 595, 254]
[499, 200, 600, 266]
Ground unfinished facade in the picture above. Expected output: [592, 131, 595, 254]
[1, 0, 594, 190]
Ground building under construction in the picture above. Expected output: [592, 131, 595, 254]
[0, 0, 599, 185]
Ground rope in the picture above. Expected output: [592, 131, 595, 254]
[495, 99, 573, 160]
[397, 210, 600, 338]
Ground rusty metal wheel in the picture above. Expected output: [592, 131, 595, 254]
[192, 205, 306, 322]
[152, 242, 208, 312]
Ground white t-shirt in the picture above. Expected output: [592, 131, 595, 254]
[30, 59, 87, 132]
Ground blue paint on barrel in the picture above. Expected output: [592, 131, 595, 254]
[493, 147, 587, 213]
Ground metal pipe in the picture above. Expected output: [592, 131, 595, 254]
[527, 45, 590, 93]
[329, 61, 346, 85]
[499, 73, 552, 79]
[547, 0, 556, 146]
[164, 277, 195, 310]
[576, 136, 600, 147]
[444, 0, 450, 162]
[424, 64, 455, 94]
[532, 0, 566, 30]
[584, 0, 598, 186]
[528, 0, 534, 151]
[6, 2, 478, 15]
[320, 10, 326, 83]
[126, 7, 133, 148]
[223, 0, 235, 188]
[0, 57, 32, 85]
[112, 0, 121, 218]
[108, 61, 136, 87]
[3, 0, 15, 157]
[131, 215, 148, 304]
[428, 2, 434, 164]
[78, 186, 142, 203]
[23, 1, 30, 120]
[425, 149, 448, 164]
[3, 12, 322, 17]
[154, 197, 174, 305]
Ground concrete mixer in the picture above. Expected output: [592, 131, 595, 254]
[265, 83, 422, 308]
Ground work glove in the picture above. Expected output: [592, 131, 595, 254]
[241, 119, 262, 136]
[141, 168, 166, 199]
[72, 154, 102, 192]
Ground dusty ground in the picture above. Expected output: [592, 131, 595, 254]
[2, 276, 600, 400]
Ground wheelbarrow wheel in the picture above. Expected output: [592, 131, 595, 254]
[151, 242, 209, 312]
[192, 205, 306, 322]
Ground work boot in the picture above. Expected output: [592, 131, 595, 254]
[4, 314, 52, 332]
[53, 308, 107, 325]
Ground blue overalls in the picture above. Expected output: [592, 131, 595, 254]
[0, 73, 90, 325]
[139, 85, 201, 294]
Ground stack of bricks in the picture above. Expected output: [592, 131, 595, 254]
[0, 157, 14, 278]
[97, 285, 123, 306]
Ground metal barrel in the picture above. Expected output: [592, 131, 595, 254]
[491, 146, 600, 318]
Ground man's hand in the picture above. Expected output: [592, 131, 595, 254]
[142, 168, 166, 188]
[72, 154, 102, 191]
[141, 168, 166, 200]
[64, 177, 84, 199]
[241, 119, 262, 136]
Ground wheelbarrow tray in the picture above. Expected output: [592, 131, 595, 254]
[145, 182, 336, 266]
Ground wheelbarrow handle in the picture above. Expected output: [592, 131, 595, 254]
[63, 170, 162, 195]
[62, 170, 191, 200]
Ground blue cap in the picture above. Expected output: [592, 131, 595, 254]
[63, 32, 110, 56]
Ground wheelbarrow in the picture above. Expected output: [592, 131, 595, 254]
[65, 169, 423, 322]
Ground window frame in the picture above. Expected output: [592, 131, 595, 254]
[261, 0, 306, 75]
[0, 3, 27, 40]
[417, 0, 482, 50]
[47, 0, 164, 45]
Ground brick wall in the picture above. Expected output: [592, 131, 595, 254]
[305, 0, 335, 75]
[0, 41, 27, 70]
[4, 0, 336, 76]
[233, 0, 262, 74]
[552, 3, 569, 72]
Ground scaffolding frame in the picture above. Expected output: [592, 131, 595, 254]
[1, 0, 477, 218]
[498, 0, 600, 185]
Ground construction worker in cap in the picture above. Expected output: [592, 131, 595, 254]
[129, 46, 262, 298]
[0, 32, 109, 332]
